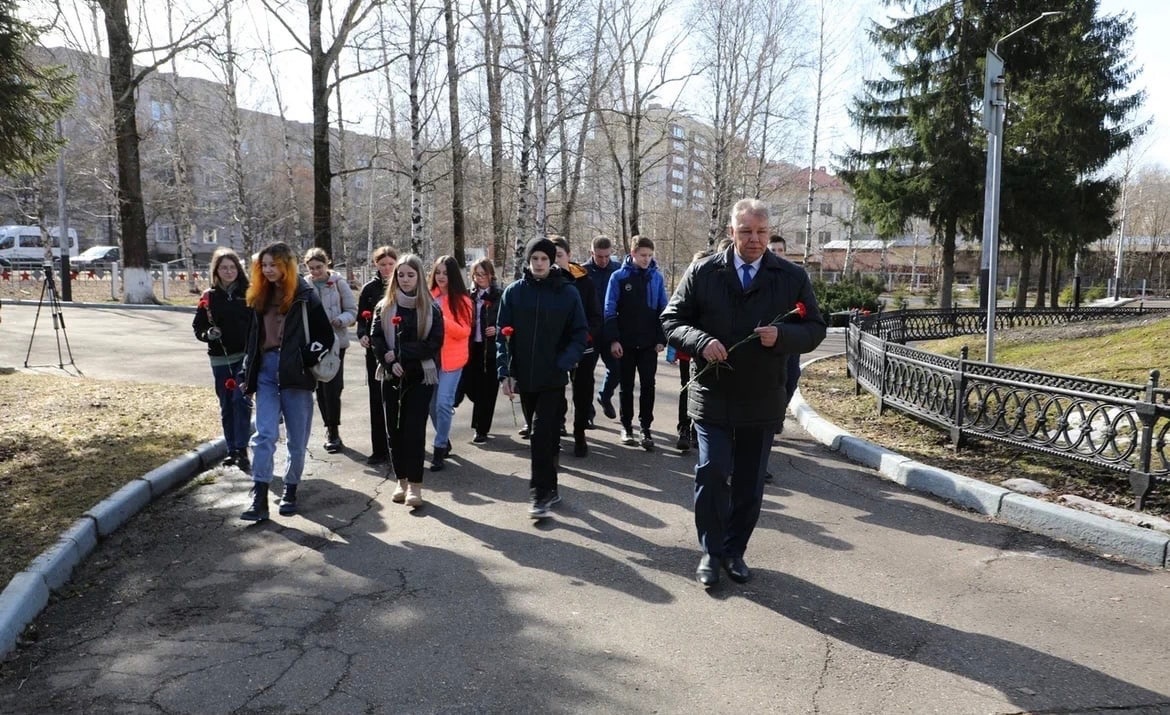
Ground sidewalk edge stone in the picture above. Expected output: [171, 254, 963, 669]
[0, 573, 50, 660]
[792, 353, 1167, 568]
[0, 438, 222, 660]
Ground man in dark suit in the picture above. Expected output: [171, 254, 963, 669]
[662, 199, 827, 587]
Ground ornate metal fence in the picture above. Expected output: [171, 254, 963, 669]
[845, 307, 1170, 509]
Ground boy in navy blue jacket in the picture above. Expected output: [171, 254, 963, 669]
[603, 236, 669, 450]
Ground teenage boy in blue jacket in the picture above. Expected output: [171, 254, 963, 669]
[497, 237, 589, 518]
[603, 235, 669, 451]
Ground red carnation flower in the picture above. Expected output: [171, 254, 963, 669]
[224, 378, 238, 391]
[361, 310, 373, 321]
[392, 315, 403, 326]
[501, 326, 515, 337]
[795, 301, 807, 319]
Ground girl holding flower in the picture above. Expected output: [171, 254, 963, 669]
[356, 246, 398, 466]
[304, 247, 358, 453]
[426, 255, 473, 471]
[371, 254, 444, 507]
[459, 257, 502, 444]
[192, 247, 253, 471]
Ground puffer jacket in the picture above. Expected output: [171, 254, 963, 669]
[603, 255, 669, 348]
[661, 247, 826, 428]
[192, 282, 251, 357]
[243, 278, 336, 393]
[496, 266, 588, 392]
[312, 269, 357, 350]
[432, 288, 473, 372]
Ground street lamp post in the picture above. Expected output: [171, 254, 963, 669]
[980, 11, 1063, 363]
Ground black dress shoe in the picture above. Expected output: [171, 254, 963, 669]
[722, 556, 751, 583]
[696, 554, 720, 587]
[366, 452, 389, 465]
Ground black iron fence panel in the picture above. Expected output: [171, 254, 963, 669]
[843, 306, 1170, 509]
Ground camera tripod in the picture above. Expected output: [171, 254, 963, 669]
[24, 262, 78, 371]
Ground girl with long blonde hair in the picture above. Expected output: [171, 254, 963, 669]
[370, 254, 444, 508]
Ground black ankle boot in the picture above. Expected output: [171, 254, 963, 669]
[234, 449, 251, 474]
[324, 427, 342, 453]
[279, 483, 298, 516]
[241, 482, 269, 521]
[430, 445, 447, 472]
[573, 430, 588, 458]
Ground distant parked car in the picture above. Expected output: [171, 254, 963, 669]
[72, 245, 121, 270]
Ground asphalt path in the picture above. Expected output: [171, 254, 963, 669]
[1, 303, 1169, 714]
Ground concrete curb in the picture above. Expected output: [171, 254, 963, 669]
[0, 437, 226, 659]
[791, 353, 1169, 569]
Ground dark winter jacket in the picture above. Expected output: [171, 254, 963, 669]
[243, 278, 336, 393]
[564, 262, 602, 350]
[603, 256, 669, 348]
[356, 276, 388, 347]
[192, 282, 251, 357]
[584, 258, 618, 308]
[369, 301, 444, 386]
[661, 247, 827, 428]
[496, 266, 589, 392]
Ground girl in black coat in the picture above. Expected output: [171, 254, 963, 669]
[370, 254, 444, 508]
[192, 247, 253, 471]
[459, 257, 503, 444]
[355, 246, 399, 466]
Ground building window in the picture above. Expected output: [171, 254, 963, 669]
[795, 230, 806, 243]
[671, 124, 684, 139]
[203, 228, 218, 244]
[671, 169, 685, 180]
[672, 154, 686, 165]
[150, 100, 174, 133]
[355, 175, 367, 189]
[671, 197, 684, 207]
[672, 140, 685, 152]
[818, 230, 832, 244]
[156, 224, 175, 244]
[819, 202, 833, 216]
[671, 183, 684, 195]
[693, 188, 706, 199]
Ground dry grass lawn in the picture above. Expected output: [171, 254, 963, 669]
[799, 315, 1170, 519]
[0, 373, 219, 587]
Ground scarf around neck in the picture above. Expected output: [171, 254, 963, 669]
[379, 289, 437, 385]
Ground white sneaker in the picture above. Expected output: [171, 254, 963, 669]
[391, 478, 407, 504]
[405, 482, 423, 507]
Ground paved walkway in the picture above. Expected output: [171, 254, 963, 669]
[1, 303, 1169, 714]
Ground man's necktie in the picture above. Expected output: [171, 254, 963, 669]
[740, 263, 753, 290]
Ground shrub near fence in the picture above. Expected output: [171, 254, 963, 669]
[845, 307, 1170, 510]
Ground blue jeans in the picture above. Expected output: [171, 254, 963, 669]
[693, 421, 774, 558]
[211, 360, 252, 451]
[249, 351, 315, 485]
[429, 367, 463, 449]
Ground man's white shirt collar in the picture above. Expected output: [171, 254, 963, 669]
[733, 253, 763, 272]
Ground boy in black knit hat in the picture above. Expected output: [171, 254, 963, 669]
[497, 237, 589, 518]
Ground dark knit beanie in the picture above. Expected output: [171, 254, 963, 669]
[525, 237, 557, 264]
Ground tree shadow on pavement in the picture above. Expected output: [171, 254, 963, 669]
[731, 570, 1170, 712]
[770, 439, 1151, 574]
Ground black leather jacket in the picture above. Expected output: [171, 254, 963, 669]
[192, 282, 251, 357]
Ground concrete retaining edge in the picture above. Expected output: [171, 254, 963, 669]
[0, 437, 226, 660]
[791, 353, 1169, 569]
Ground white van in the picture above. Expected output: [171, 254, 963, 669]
[0, 225, 80, 268]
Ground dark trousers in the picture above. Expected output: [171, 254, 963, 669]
[461, 340, 500, 435]
[559, 352, 596, 433]
[211, 360, 252, 451]
[676, 358, 692, 435]
[314, 347, 347, 428]
[618, 346, 658, 430]
[365, 349, 388, 456]
[596, 348, 620, 400]
[382, 378, 435, 483]
[693, 421, 773, 559]
[520, 389, 562, 499]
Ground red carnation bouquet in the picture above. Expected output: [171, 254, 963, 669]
[682, 302, 807, 392]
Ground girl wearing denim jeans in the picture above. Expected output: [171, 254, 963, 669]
[240, 242, 335, 522]
[193, 247, 253, 471]
[371, 254, 443, 507]
[426, 255, 472, 472]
